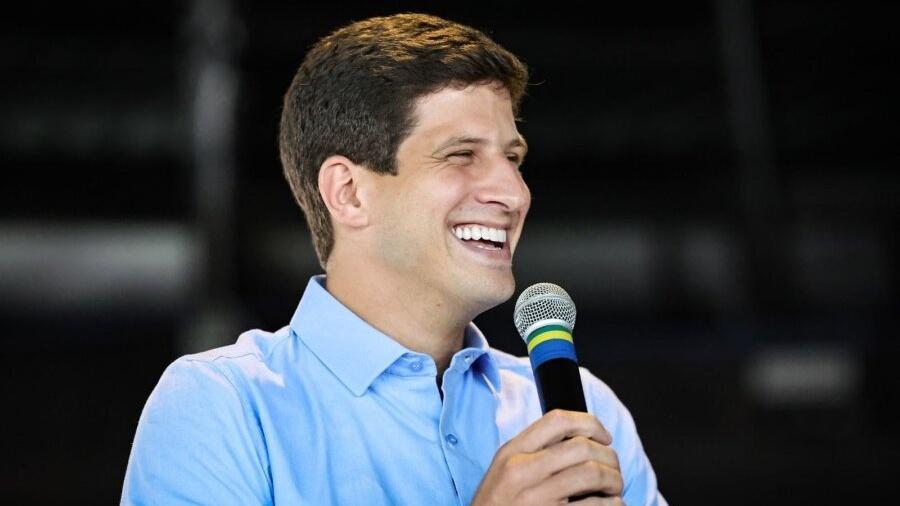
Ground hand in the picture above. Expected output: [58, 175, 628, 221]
[472, 409, 623, 505]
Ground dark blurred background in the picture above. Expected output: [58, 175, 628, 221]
[2, 1, 897, 503]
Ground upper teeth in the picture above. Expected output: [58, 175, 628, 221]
[453, 225, 507, 243]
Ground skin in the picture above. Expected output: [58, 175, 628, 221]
[472, 410, 624, 505]
[322, 83, 530, 374]
[318, 82, 623, 503]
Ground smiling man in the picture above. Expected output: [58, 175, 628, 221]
[322, 83, 530, 376]
[123, 13, 666, 505]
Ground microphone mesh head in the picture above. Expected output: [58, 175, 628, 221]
[513, 282, 577, 339]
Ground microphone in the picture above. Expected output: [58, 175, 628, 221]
[514, 283, 605, 501]
[513, 282, 587, 414]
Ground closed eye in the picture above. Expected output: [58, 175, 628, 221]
[447, 151, 474, 161]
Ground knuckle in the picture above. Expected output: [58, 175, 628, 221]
[574, 460, 604, 487]
[611, 451, 622, 471]
[587, 459, 606, 478]
[547, 408, 568, 424]
[610, 470, 624, 495]
[495, 440, 514, 459]
[502, 455, 529, 486]
[599, 445, 621, 470]
[568, 435, 594, 459]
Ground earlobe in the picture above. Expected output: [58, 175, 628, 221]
[318, 156, 369, 228]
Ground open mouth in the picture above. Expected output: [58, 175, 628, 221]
[451, 224, 507, 251]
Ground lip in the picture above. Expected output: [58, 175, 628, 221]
[451, 221, 513, 230]
[448, 227, 512, 263]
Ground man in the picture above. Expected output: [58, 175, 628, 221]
[123, 13, 666, 505]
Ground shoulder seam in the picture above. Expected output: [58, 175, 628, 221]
[180, 356, 245, 401]
[182, 328, 293, 365]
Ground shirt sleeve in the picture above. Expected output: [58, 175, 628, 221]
[121, 357, 272, 505]
[581, 368, 669, 506]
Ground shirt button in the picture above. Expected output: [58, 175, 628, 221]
[410, 361, 423, 371]
[445, 433, 459, 446]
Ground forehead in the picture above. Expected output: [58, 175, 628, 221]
[405, 83, 521, 144]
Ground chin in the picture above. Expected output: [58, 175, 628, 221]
[462, 272, 516, 313]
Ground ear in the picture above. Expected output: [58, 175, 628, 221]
[318, 155, 369, 228]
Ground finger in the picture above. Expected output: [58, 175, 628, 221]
[540, 460, 624, 500]
[492, 437, 620, 494]
[569, 496, 625, 506]
[510, 410, 612, 454]
[529, 436, 620, 479]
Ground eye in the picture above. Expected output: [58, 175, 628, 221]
[507, 153, 526, 169]
[447, 151, 474, 162]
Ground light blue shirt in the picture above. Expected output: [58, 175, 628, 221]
[122, 276, 666, 505]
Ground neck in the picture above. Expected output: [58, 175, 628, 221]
[325, 255, 474, 376]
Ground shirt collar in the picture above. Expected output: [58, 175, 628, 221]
[290, 276, 408, 397]
[459, 323, 502, 393]
[290, 275, 503, 396]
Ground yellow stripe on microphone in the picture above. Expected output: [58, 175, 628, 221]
[526, 329, 573, 353]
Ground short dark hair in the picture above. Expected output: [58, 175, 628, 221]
[279, 13, 529, 268]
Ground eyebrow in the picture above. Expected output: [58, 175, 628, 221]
[432, 135, 529, 156]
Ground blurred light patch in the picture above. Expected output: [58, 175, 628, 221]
[0, 222, 199, 315]
[0, 104, 184, 158]
[744, 346, 861, 407]
[252, 222, 660, 308]
[255, 222, 756, 314]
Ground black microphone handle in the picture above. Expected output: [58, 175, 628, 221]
[532, 356, 603, 501]
[533, 357, 588, 414]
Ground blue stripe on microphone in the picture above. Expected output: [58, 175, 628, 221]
[528, 339, 578, 368]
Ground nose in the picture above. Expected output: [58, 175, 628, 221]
[474, 155, 530, 212]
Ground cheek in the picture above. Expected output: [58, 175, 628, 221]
[408, 191, 458, 225]
[432, 172, 470, 208]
